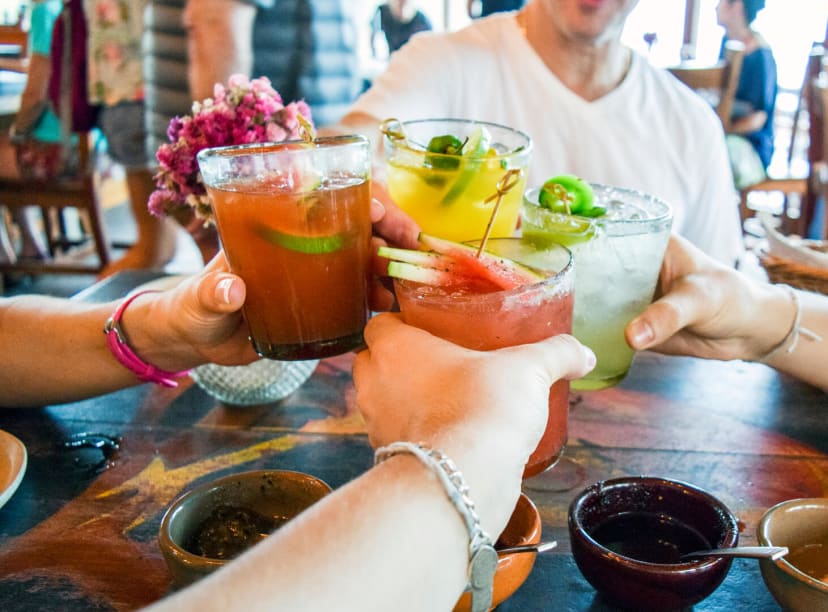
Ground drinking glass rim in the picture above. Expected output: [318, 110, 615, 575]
[197, 134, 369, 162]
[384, 117, 533, 161]
[395, 238, 573, 304]
[523, 184, 673, 228]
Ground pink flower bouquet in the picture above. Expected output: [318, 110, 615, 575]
[148, 74, 313, 223]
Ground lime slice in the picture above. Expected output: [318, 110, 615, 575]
[524, 209, 598, 246]
[440, 125, 492, 206]
[256, 225, 346, 254]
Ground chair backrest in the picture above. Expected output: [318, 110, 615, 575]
[668, 40, 745, 133]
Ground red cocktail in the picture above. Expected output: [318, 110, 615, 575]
[393, 238, 574, 477]
[198, 136, 372, 360]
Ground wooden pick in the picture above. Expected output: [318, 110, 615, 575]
[476, 168, 523, 258]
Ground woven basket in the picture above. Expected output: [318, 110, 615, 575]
[759, 250, 828, 295]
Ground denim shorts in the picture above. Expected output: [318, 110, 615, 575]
[98, 101, 151, 169]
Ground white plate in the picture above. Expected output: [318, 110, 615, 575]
[0, 429, 27, 509]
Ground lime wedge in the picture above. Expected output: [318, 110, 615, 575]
[524, 209, 598, 246]
[256, 225, 346, 254]
[440, 125, 492, 206]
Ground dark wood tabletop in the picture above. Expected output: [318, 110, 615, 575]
[0, 271, 826, 610]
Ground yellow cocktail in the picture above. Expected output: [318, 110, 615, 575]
[382, 119, 532, 242]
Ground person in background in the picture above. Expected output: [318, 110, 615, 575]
[184, 0, 362, 128]
[371, 0, 432, 56]
[467, 0, 526, 19]
[85, 0, 179, 277]
[142, 0, 218, 264]
[716, 0, 777, 189]
[0, 0, 62, 268]
[341, 0, 745, 266]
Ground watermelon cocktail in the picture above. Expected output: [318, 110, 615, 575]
[522, 183, 672, 390]
[382, 118, 532, 242]
[197, 136, 372, 360]
[382, 236, 574, 478]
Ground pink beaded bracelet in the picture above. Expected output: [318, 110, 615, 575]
[103, 290, 191, 387]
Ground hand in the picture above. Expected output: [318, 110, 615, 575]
[353, 313, 595, 454]
[141, 253, 259, 370]
[369, 186, 421, 311]
[625, 235, 792, 361]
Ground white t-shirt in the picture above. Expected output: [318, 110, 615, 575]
[351, 13, 743, 265]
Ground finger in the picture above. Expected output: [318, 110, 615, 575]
[625, 286, 702, 350]
[497, 334, 596, 383]
[362, 312, 407, 348]
[369, 277, 397, 313]
[370, 198, 385, 224]
[371, 183, 421, 248]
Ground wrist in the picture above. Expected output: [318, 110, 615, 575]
[105, 291, 191, 386]
[429, 426, 525, 537]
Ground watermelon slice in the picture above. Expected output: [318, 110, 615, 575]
[379, 234, 544, 290]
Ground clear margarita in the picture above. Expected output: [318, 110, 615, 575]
[522, 184, 672, 390]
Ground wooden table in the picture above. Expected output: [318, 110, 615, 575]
[0, 271, 826, 610]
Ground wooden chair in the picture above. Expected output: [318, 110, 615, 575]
[0, 1, 111, 277]
[668, 39, 745, 133]
[0, 133, 110, 276]
[739, 44, 826, 238]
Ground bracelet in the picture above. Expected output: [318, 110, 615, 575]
[758, 284, 823, 362]
[375, 442, 497, 612]
[103, 290, 191, 387]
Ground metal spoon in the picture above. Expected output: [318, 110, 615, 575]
[680, 546, 788, 561]
[496, 541, 558, 555]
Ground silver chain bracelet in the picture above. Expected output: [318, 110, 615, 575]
[375, 441, 498, 612]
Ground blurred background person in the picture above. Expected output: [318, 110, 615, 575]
[142, 0, 217, 265]
[0, 0, 63, 269]
[716, 0, 777, 190]
[184, 0, 362, 128]
[85, 0, 179, 277]
[371, 0, 432, 57]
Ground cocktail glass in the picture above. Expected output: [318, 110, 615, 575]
[382, 118, 532, 242]
[392, 237, 574, 481]
[197, 135, 372, 360]
[522, 184, 672, 390]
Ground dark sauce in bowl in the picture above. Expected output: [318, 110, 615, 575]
[186, 504, 289, 560]
[591, 511, 712, 564]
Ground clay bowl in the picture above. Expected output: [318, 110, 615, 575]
[158, 469, 332, 587]
[454, 492, 542, 612]
[757, 498, 828, 612]
[568, 476, 739, 611]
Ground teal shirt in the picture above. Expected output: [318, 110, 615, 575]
[29, 0, 63, 143]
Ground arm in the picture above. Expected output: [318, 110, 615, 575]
[147, 314, 595, 611]
[183, 0, 256, 99]
[730, 109, 768, 135]
[10, 54, 51, 135]
[626, 235, 828, 390]
[0, 255, 256, 407]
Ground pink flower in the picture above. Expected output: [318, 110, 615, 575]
[149, 74, 313, 222]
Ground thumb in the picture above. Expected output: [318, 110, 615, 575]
[626, 286, 700, 350]
[195, 272, 247, 315]
[498, 334, 596, 385]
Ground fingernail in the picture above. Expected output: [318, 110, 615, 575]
[216, 277, 235, 304]
[629, 321, 654, 348]
[584, 347, 597, 370]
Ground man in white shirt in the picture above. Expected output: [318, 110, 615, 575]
[342, 0, 744, 265]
